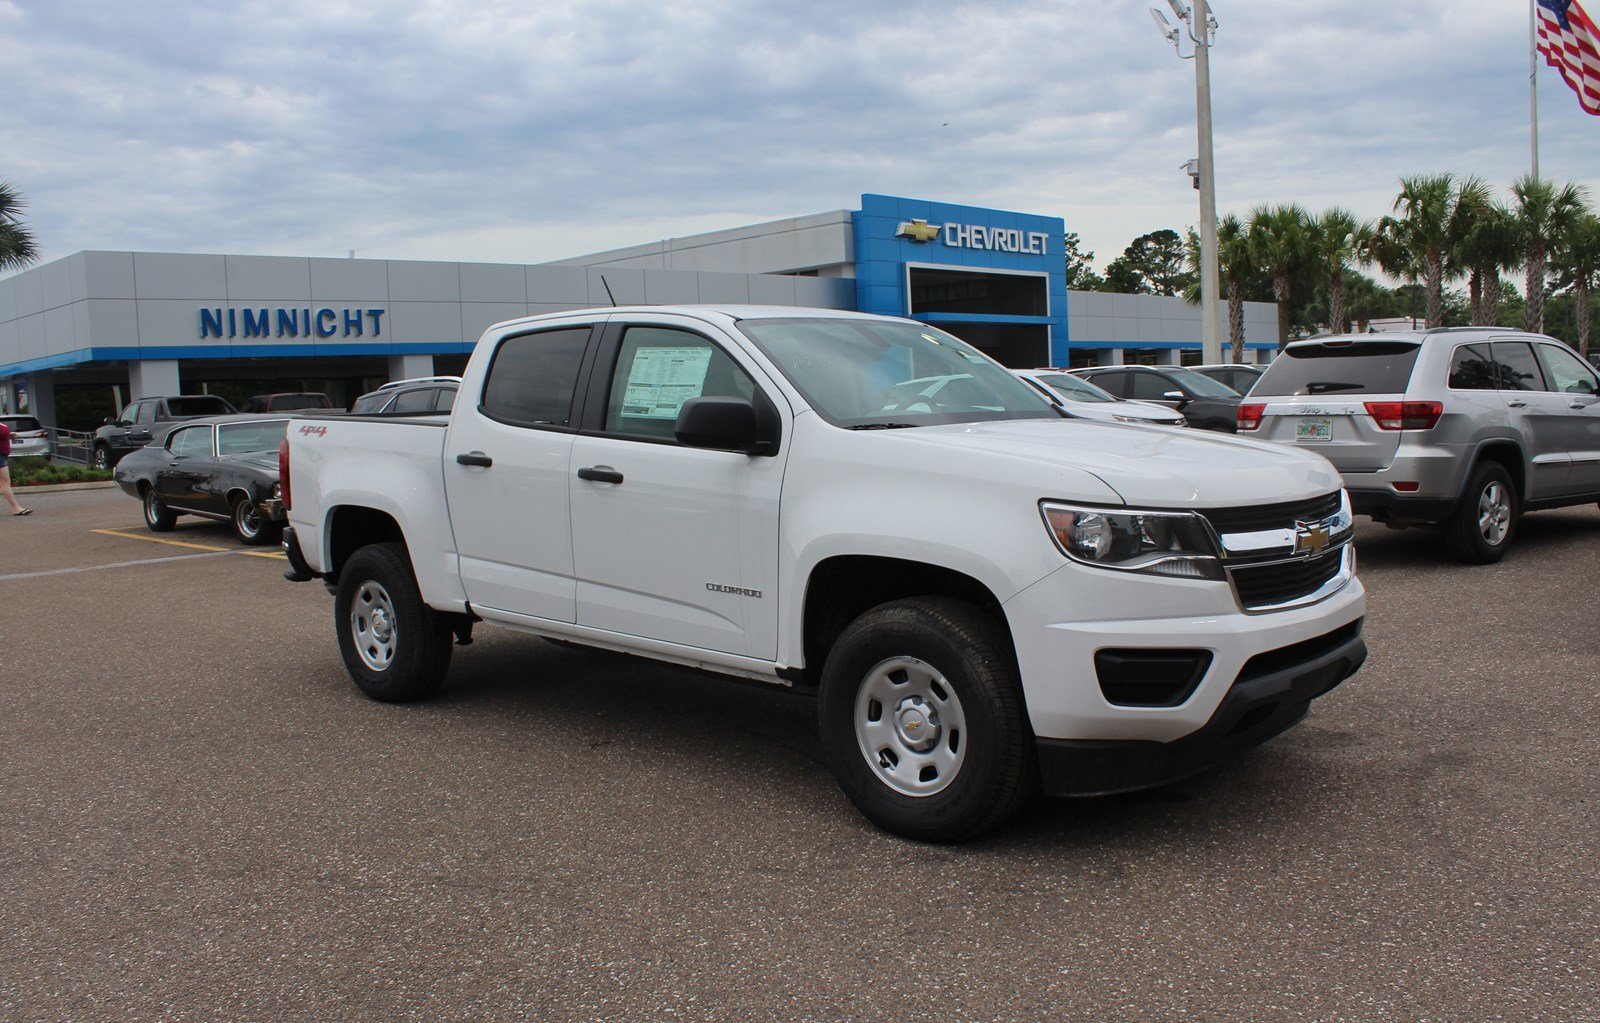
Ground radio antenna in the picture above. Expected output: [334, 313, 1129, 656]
[600, 274, 618, 306]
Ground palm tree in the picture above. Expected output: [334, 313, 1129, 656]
[1455, 200, 1520, 326]
[1375, 174, 1462, 328]
[1306, 208, 1367, 334]
[0, 180, 40, 273]
[1185, 215, 1256, 362]
[1246, 204, 1310, 346]
[1555, 214, 1600, 355]
[1511, 175, 1589, 333]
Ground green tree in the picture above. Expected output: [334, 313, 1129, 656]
[1454, 197, 1520, 326]
[1102, 254, 1147, 294]
[0, 180, 40, 272]
[1512, 175, 1590, 333]
[1374, 174, 1475, 328]
[1123, 229, 1193, 296]
[1184, 215, 1256, 361]
[1062, 232, 1104, 291]
[1246, 204, 1310, 346]
[1554, 213, 1600, 354]
[1306, 208, 1368, 334]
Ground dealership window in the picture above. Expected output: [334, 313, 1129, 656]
[908, 268, 1047, 317]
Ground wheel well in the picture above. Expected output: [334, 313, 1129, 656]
[225, 487, 252, 507]
[1474, 441, 1526, 499]
[326, 506, 405, 582]
[798, 555, 1010, 688]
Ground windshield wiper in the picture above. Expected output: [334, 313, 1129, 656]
[1303, 381, 1365, 393]
[849, 421, 922, 430]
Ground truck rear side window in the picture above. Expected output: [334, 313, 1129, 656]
[1252, 341, 1421, 396]
[482, 327, 590, 428]
[1448, 344, 1495, 390]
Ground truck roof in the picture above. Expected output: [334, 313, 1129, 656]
[488, 304, 902, 333]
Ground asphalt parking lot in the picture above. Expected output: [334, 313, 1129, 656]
[2, 487, 1597, 1022]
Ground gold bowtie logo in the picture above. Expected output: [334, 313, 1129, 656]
[896, 219, 941, 243]
[1293, 521, 1330, 557]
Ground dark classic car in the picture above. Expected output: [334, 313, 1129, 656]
[112, 415, 289, 545]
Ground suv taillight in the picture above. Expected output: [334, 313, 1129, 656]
[1237, 403, 1265, 431]
[1365, 401, 1443, 430]
[278, 438, 292, 510]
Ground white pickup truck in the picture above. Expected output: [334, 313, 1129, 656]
[280, 305, 1367, 841]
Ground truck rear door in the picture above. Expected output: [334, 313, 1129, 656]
[442, 323, 599, 624]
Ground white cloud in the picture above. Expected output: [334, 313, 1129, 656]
[1, 0, 1595, 272]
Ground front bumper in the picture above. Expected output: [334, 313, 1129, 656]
[1035, 619, 1366, 796]
[258, 497, 287, 522]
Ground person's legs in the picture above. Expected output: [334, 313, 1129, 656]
[0, 463, 26, 514]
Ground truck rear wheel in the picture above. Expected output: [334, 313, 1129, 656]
[335, 542, 453, 702]
[818, 597, 1036, 843]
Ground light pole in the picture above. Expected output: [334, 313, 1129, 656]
[1151, 0, 1223, 364]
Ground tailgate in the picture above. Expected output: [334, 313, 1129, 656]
[1241, 340, 1423, 472]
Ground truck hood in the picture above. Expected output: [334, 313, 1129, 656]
[890, 418, 1341, 508]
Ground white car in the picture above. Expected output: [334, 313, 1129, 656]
[1, 415, 51, 459]
[1012, 369, 1186, 426]
[282, 306, 1365, 842]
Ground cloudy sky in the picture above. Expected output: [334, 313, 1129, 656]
[3, 0, 1597, 273]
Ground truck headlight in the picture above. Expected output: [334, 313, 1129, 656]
[1040, 502, 1224, 580]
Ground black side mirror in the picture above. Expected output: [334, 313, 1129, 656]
[676, 396, 781, 456]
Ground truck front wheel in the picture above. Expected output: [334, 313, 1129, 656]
[335, 542, 453, 702]
[818, 597, 1036, 843]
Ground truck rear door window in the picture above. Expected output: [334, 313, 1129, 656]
[481, 327, 591, 428]
[1491, 342, 1548, 392]
[602, 327, 755, 441]
[1252, 341, 1421, 396]
[1448, 344, 1495, 390]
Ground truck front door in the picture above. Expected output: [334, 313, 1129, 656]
[567, 321, 786, 660]
[443, 323, 598, 624]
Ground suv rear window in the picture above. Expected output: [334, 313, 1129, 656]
[2, 416, 42, 431]
[1252, 341, 1421, 396]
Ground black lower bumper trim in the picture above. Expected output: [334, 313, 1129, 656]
[1347, 489, 1455, 522]
[281, 526, 318, 583]
[1036, 620, 1367, 797]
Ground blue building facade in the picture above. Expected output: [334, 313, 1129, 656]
[852, 194, 1068, 367]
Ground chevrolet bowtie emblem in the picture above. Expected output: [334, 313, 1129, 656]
[896, 219, 941, 243]
[1293, 520, 1330, 557]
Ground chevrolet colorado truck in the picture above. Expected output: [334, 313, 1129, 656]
[280, 306, 1367, 841]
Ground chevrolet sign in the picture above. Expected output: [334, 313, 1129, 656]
[896, 219, 1049, 255]
[895, 219, 942, 243]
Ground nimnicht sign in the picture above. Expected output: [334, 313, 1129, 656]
[895, 219, 1050, 256]
[199, 307, 386, 339]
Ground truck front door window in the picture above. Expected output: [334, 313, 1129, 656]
[604, 328, 756, 440]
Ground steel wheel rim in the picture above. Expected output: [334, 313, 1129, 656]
[235, 501, 261, 538]
[854, 656, 968, 797]
[351, 579, 399, 672]
[144, 491, 161, 524]
[1478, 482, 1510, 546]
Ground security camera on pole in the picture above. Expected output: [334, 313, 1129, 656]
[1151, 0, 1224, 364]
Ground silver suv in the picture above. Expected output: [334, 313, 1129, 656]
[1240, 328, 1600, 563]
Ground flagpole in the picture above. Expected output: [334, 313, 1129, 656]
[1531, 0, 1541, 179]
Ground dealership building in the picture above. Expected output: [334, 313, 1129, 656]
[0, 193, 1278, 426]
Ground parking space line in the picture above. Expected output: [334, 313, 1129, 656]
[91, 528, 233, 552]
[240, 551, 289, 560]
[0, 550, 235, 581]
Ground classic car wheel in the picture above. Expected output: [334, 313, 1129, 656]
[334, 543, 453, 702]
[230, 495, 276, 546]
[142, 486, 177, 532]
[817, 597, 1036, 843]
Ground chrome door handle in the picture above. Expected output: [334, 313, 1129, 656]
[1572, 401, 1587, 410]
[1506, 400, 1527, 408]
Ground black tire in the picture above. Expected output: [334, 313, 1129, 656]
[1444, 462, 1518, 564]
[817, 597, 1036, 843]
[142, 486, 177, 532]
[230, 494, 276, 546]
[334, 542, 452, 702]
[92, 445, 112, 470]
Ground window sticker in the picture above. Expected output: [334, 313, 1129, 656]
[620, 346, 713, 419]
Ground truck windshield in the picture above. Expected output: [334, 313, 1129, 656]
[736, 318, 1057, 427]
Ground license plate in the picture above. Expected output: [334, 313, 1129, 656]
[1296, 417, 1332, 442]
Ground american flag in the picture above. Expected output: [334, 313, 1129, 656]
[1537, 0, 1600, 115]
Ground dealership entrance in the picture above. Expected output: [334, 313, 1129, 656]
[906, 265, 1052, 367]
